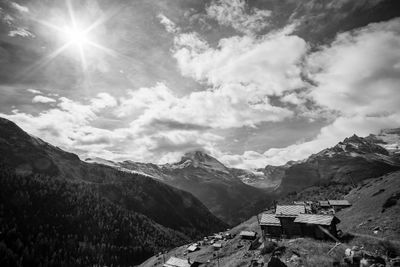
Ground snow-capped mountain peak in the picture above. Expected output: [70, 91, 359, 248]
[172, 150, 229, 173]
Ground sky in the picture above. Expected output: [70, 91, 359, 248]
[1, 0, 400, 169]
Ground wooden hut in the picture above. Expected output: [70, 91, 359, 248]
[318, 200, 330, 209]
[163, 257, 191, 267]
[239, 230, 257, 240]
[294, 214, 340, 239]
[275, 205, 305, 238]
[328, 200, 351, 211]
[212, 243, 222, 250]
[259, 213, 282, 238]
[187, 244, 199, 253]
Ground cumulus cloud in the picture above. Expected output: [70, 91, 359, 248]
[2, 88, 224, 164]
[206, 0, 272, 35]
[32, 95, 56, 103]
[153, 21, 309, 129]
[307, 18, 400, 116]
[1, 93, 118, 152]
[116, 82, 292, 129]
[173, 29, 307, 96]
[226, 18, 400, 168]
[2, 6, 398, 170]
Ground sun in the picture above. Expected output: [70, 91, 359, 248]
[27, 0, 119, 75]
[64, 26, 89, 47]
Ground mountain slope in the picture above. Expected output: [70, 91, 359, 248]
[141, 171, 400, 267]
[0, 166, 189, 266]
[337, 170, 400, 241]
[104, 151, 274, 226]
[274, 134, 400, 193]
[0, 117, 226, 240]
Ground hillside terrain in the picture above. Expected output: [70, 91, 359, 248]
[142, 171, 400, 267]
[0, 117, 227, 265]
[88, 151, 274, 225]
[337, 171, 400, 241]
[0, 166, 189, 266]
[84, 131, 400, 226]
[2, 116, 400, 266]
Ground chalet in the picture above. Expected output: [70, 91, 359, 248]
[294, 214, 340, 239]
[294, 201, 315, 213]
[319, 200, 330, 209]
[213, 234, 223, 240]
[239, 230, 257, 240]
[212, 243, 222, 250]
[163, 257, 191, 267]
[187, 244, 199, 253]
[275, 205, 305, 237]
[328, 200, 351, 211]
[259, 213, 282, 238]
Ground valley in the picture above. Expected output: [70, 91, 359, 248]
[1, 116, 400, 266]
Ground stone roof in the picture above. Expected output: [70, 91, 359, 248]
[275, 205, 305, 217]
[328, 200, 351, 206]
[239, 231, 256, 237]
[319, 200, 330, 207]
[163, 257, 190, 267]
[260, 213, 281, 226]
[294, 214, 340, 226]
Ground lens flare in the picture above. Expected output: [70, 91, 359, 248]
[64, 26, 89, 47]
[25, 0, 119, 76]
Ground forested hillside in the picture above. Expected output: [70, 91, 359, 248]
[0, 117, 227, 238]
[0, 165, 189, 266]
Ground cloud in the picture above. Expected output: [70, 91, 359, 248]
[1, 88, 224, 164]
[27, 89, 43, 94]
[8, 28, 34, 37]
[219, 113, 400, 168]
[157, 13, 180, 33]
[153, 21, 309, 129]
[2, 3, 398, 171]
[156, 22, 309, 128]
[307, 18, 400, 117]
[116, 83, 293, 129]
[32, 95, 56, 103]
[10, 2, 29, 13]
[173, 28, 307, 96]
[224, 18, 400, 168]
[1, 93, 118, 151]
[206, 0, 272, 35]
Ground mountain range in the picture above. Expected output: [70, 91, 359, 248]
[252, 133, 400, 194]
[87, 150, 274, 226]
[1, 116, 400, 265]
[86, 129, 400, 222]
[0, 117, 226, 244]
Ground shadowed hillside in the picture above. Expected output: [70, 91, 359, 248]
[0, 118, 227, 255]
[0, 165, 190, 266]
[95, 151, 274, 226]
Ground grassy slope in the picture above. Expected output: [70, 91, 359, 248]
[139, 214, 347, 267]
[141, 171, 400, 266]
[337, 170, 400, 241]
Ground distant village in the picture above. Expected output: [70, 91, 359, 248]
[161, 199, 352, 267]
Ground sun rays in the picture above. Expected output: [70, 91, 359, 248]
[27, 0, 118, 74]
